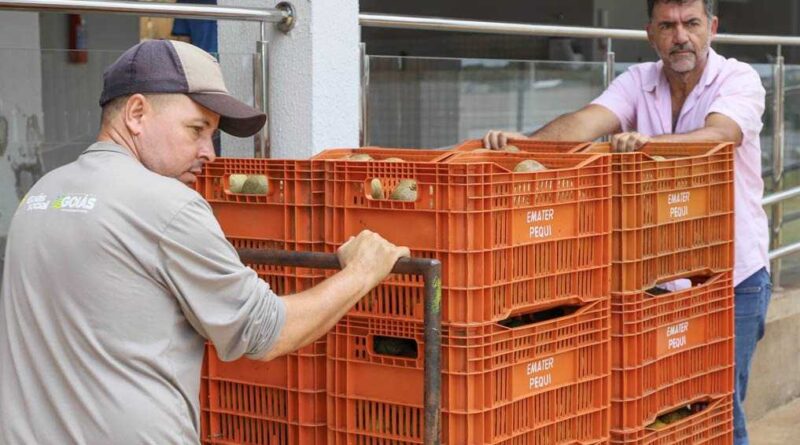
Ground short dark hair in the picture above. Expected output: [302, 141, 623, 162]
[647, 0, 714, 20]
[99, 93, 178, 127]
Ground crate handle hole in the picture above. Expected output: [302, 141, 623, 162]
[646, 274, 715, 296]
[365, 177, 419, 202]
[646, 400, 710, 430]
[372, 335, 418, 359]
[498, 305, 580, 328]
[224, 174, 275, 197]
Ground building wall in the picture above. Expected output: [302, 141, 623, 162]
[0, 11, 44, 280]
[38, 13, 139, 168]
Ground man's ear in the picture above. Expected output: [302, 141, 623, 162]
[709, 15, 719, 41]
[645, 22, 656, 49]
[124, 94, 149, 136]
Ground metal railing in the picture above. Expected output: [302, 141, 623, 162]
[4, 2, 800, 280]
[360, 13, 800, 284]
[0, 0, 291, 23]
[360, 13, 800, 46]
[0, 0, 298, 159]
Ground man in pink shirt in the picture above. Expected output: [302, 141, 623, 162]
[484, 1, 769, 443]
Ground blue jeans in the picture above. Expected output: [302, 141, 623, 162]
[734, 267, 772, 445]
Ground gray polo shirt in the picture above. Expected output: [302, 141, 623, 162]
[0, 142, 285, 444]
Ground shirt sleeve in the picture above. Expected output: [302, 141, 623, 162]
[156, 198, 285, 361]
[591, 69, 638, 132]
[706, 64, 766, 140]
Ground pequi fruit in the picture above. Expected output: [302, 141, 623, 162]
[390, 179, 417, 201]
[241, 175, 269, 194]
[229, 174, 248, 193]
[650, 155, 666, 161]
[370, 178, 384, 199]
[383, 157, 404, 162]
[647, 420, 668, 430]
[347, 153, 373, 161]
[513, 159, 547, 173]
[661, 407, 692, 424]
[472, 148, 493, 153]
[501, 144, 520, 152]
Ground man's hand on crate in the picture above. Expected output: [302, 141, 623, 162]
[482, 130, 529, 149]
[337, 230, 410, 288]
[611, 131, 651, 152]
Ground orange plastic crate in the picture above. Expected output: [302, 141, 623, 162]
[200, 343, 210, 444]
[324, 152, 611, 324]
[205, 341, 327, 445]
[611, 272, 734, 430]
[454, 138, 591, 153]
[610, 396, 733, 445]
[326, 299, 611, 445]
[586, 142, 734, 292]
[312, 147, 453, 162]
[202, 237, 327, 445]
[195, 158, 325, 245]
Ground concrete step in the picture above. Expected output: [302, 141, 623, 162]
[749, 397, 800, 445]
[743, 286, 800, 421]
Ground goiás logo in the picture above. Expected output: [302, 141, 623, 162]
[50, 194, 97, 213]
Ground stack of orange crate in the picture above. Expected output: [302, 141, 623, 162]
[194, 158, 328, 444]
[456, 139, 737, 444]
[318, 146, 612, 444]
[585, 142, 736, 445]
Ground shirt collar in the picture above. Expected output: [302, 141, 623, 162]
[642, 47, 723, 92]
[82, 141, 136, 158]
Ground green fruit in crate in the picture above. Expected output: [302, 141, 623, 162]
[651, 155, 667, 161]
[241, 175, 269, 194]
[472, 148, 492, 153]
[502, 144, 520, 152]
[229, 174, 248, 193]
[348, 153, 373, 161]
[513, 159, 547, 172]
[383, 157, 404, 162]
[390, 179, 417, 201]
[647, 419, 668, 430]
[661, 407, 692, 424]
[370, 178, 384, 199]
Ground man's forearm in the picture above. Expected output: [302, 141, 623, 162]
[258, 265, 377, 361]
[528, 105, 621, 142]
[528, 113, 583, 140]
[651, 127, 735, 144]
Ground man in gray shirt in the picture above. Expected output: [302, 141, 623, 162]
[0, 40, 408, 444]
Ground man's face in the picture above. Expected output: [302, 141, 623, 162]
[136, 95, 219, 185]
[647, 0, 718, 75]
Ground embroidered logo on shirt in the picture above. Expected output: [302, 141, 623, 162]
[50, 194, 97, 213]
[24, 194, 50, 211]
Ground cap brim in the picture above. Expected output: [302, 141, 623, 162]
[188, 93, 266, 138]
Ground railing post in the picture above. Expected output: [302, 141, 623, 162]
[605, 38, 615, 88]
[253, 22, 269, 158]
[359, 42, 369, 147]
[771, 45, 785, 288]
[603, 38, 615, 142]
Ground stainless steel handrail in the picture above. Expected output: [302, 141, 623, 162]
[0, 0, 290, 23]
[0, 0, 298, 158]
[770, 242, 800, 261]
[359, 13, 800, 47]
[763, 187, 800, 207]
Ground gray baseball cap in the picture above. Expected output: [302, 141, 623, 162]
[100, 39, 266, 137]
